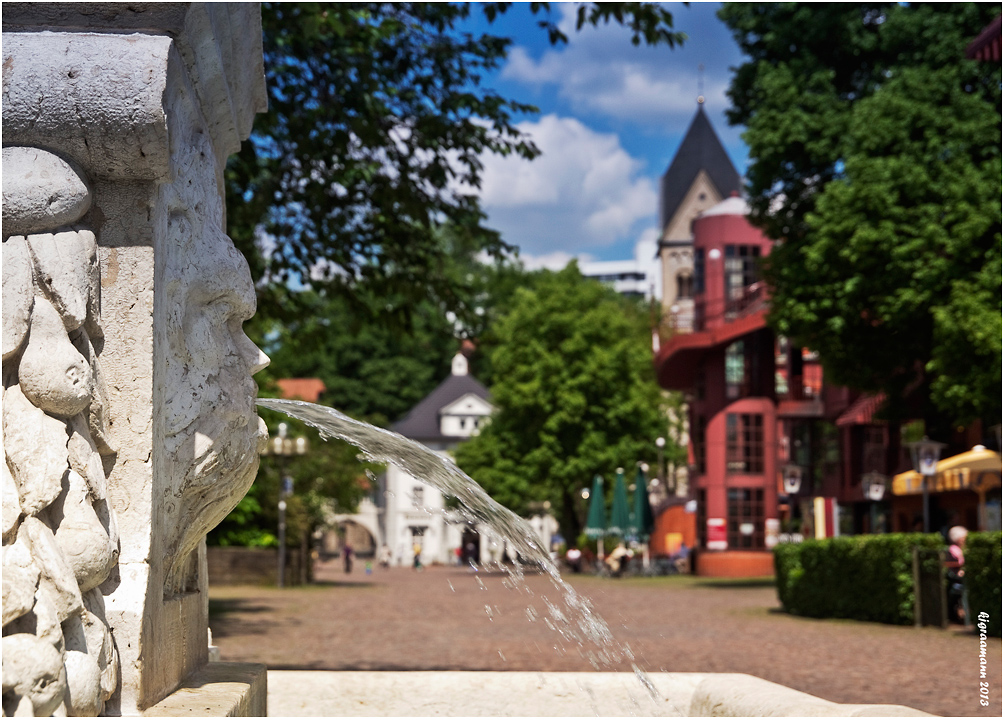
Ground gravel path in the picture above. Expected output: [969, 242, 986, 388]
[209, 559, 1001, 717]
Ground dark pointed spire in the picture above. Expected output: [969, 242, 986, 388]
[659, 103, 741, 232]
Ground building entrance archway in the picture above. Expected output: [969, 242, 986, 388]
[461, 526, 481, 565]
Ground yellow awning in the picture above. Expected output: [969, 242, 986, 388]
[892, 446, 1002, 496]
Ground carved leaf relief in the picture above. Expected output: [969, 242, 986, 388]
[2, 147, 118, 716]
[2, 235, 33, 361]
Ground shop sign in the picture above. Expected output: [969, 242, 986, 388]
[765, 518, 780, 548]
[707, 518, 727, 550]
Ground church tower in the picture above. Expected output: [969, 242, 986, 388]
[658, 101, 741, 327]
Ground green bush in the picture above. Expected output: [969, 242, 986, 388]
[773, 542, 801, 611]
[772, 533, 945, 625]
[965, 531, 1002, 637]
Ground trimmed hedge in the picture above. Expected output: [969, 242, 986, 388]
[965, 531, 1002, 637]
[773, 533, 946, 625]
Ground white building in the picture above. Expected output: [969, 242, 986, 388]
[579, 258, 656, 301]
[379, 352, 499, 567]
[328, 350, 561, 566]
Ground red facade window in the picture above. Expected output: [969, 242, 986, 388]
[724, 245, 760, 300]
[727, 488, 765, 548]
[726, 413, 764, 473]
[725, 341, 747, 399]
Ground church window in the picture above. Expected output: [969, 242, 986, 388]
[694, 250, 705, 294]
[676, 273, 694, 299]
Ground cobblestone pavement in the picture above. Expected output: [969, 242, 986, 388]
[209, 559, 1001, 717]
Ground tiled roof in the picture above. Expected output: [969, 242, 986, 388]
[392, 373, 491, 441]
[660, 104, 741, 231]
[276, 378, 326, 402]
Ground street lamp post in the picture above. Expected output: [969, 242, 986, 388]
[907, 437, 946, 533]
[862, 471, 888, 533]
[268, 422, 308, 587]
[781, 464, 803, 496]
[656, 437, 666, 493]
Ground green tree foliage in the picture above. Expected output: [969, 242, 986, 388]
[227, 2, 683, 326]
[208, 412, 375, 549]
[454, 264, 674, 542]
[256, 240, 536, 426]
[262, 292, 456, 427]
[218, 3, 686, 550]
[719, 3, 1002, 426]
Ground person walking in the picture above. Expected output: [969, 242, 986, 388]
[412, 542, 423, 571]
[947, 526, 969, 624]
[343, 543, 354, 574]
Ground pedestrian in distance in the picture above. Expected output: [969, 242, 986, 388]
[343, 543, 353, 574]
[565, 546, 582, 573]
[946, 526, 969, 624]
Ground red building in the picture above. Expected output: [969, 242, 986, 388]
[655, 195, 1000, 576]
[655, 195, 783, 576]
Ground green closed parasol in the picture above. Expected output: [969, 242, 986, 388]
[629, 466, 655, 541]
[584, 474, 607, 560]
[608, 468, 631, 537]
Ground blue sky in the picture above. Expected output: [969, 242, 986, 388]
[460, 2, 748, 269]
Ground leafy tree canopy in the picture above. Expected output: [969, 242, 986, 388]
[218, 3, 687, 549]
[256, 231, 538, 427]
[719, 3, 1001, 427]
[227, 2, 684, 328]
[208, 411, 376, 549]
[454, 264, 679, 543]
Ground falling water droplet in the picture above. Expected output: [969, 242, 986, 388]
[447, 579, 454, 592]
[498, 649, 506, 662]
[484, 605, 494, 622]
[476, 577, 486, 591]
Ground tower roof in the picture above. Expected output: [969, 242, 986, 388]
[660, 104, 741, 231]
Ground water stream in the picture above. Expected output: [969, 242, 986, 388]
[258, 398, 677, 712]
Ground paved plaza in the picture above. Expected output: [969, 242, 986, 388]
[209, 559, 1001, 717]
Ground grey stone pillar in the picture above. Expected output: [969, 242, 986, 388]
[3, 4, 268, 714]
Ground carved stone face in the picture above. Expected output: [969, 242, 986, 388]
[161, 212, 269, 592]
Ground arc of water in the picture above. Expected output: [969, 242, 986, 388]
[256, 398, 679, 713]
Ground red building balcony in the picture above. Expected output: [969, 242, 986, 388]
[654, 282, 768, 391]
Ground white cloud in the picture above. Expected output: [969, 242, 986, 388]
[478, 114, 657, 257]
[500, 4, 740, 127]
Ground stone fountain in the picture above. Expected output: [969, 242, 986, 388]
[3, 4, 266, 715]
[1, 4, 932, 717]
